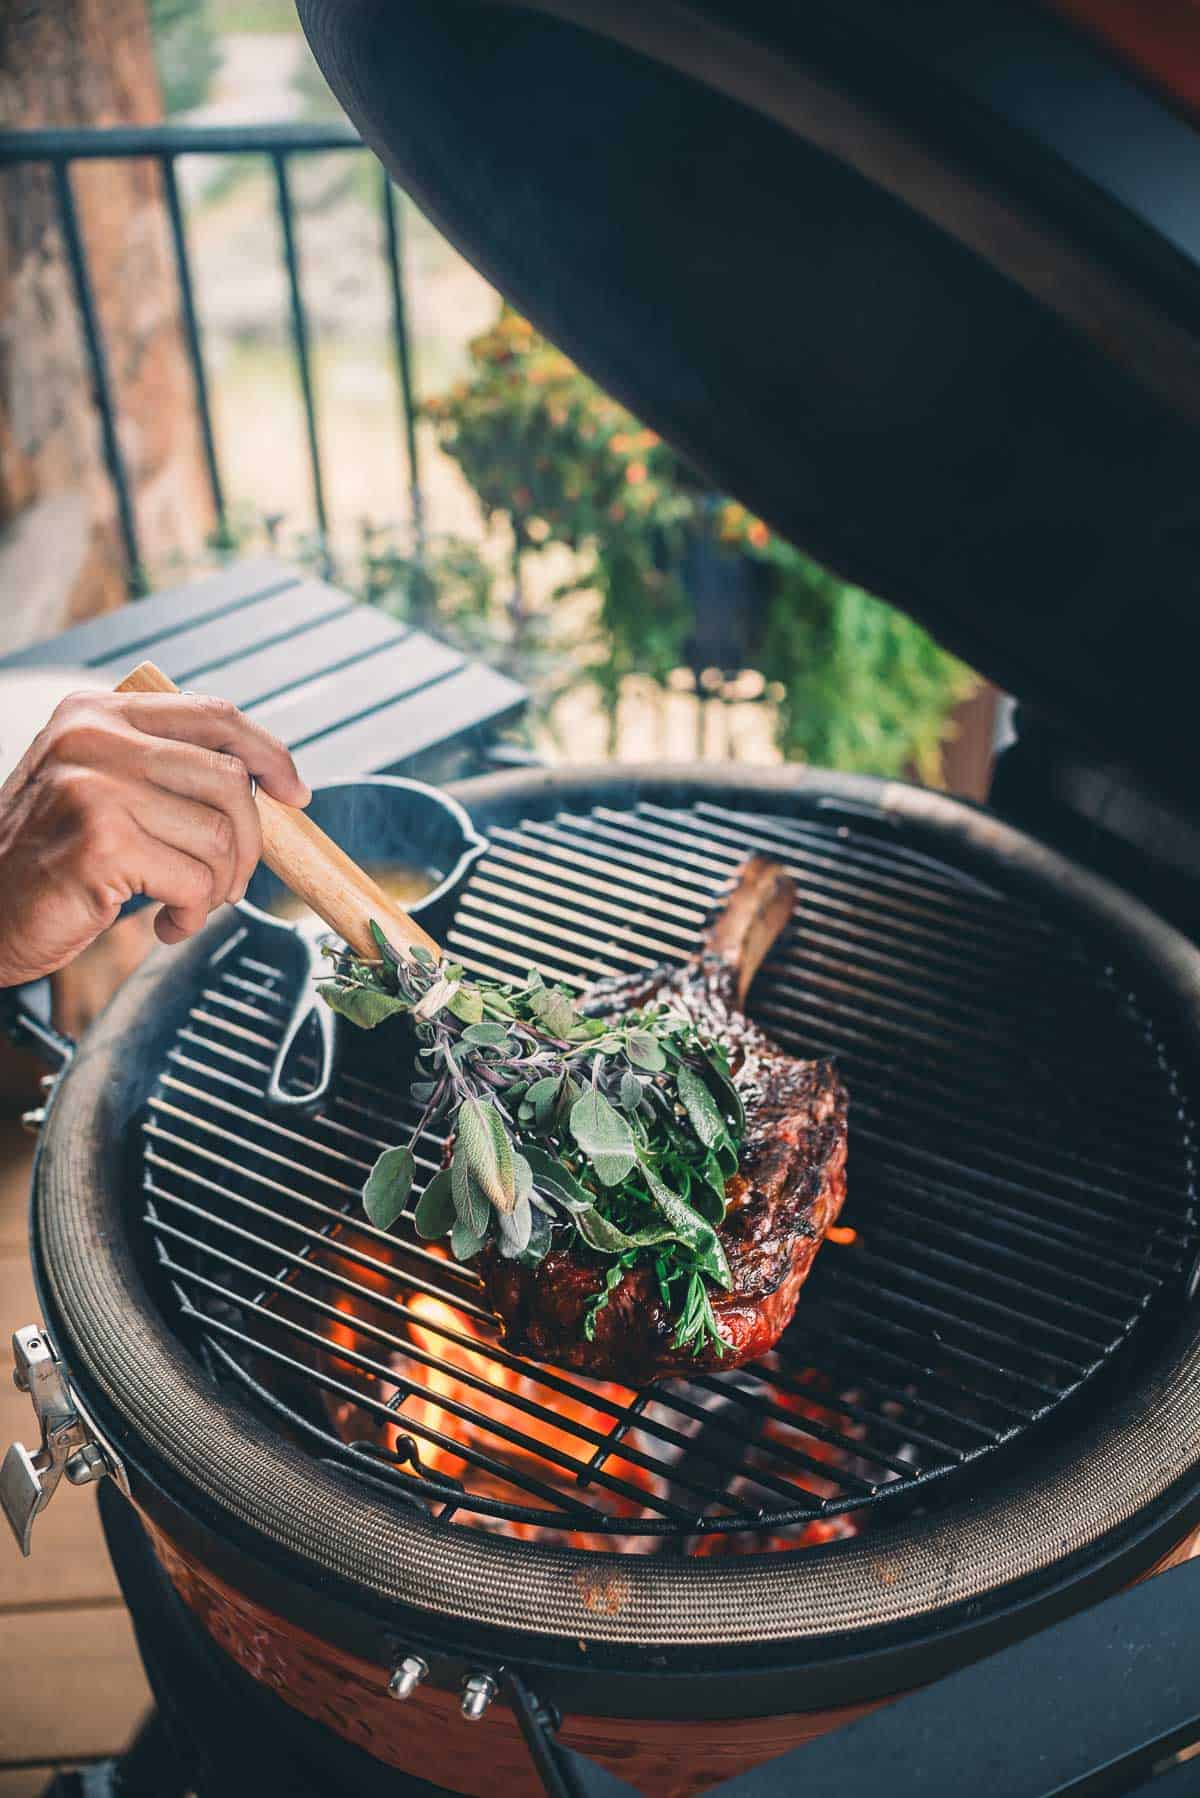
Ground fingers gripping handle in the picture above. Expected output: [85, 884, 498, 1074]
[115, 661, 442, 963]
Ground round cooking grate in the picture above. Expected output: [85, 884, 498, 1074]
[139, 793, 1200, 1546]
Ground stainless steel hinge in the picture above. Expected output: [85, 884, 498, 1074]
[1, 1324, 128, 1556]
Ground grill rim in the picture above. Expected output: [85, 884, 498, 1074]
[29, 764, 1200, 1694]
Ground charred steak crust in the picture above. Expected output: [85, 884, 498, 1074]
[481, 859, 849, 1379]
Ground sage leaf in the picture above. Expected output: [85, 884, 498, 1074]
[529, 985, 579, 1039]
[640, 1161, 731, 1285]
[618, 1071, 644, 1112]
[626, 1030, 666, 1072]
[676, 1064, 727, 1149]
[521, 1144, 593, 1213]
[692, 1150, 728, 1225]
[555, 1074, 583, 1125]
[702, 1046, 745, 1135]
[573, 1206, 676, 1256]
[694, 1232, 732, 1289]
[513, 1152, 533, 1207]
[457, 1096, 516, 1212]
[451, 1148, 490, 1236]
[497, 1192, 533, 1258]
[569, 1017, 609, 1042]
[568, 1089, 637, 1187]
[524, 1076, 561, 1129]
[362, 1145, 414, 1229]
[447, 984, 485, 1025]
[716, 1139, 739, 1178]
[450, 1216, 488, 1262]
[523, 1205, 554, 1264]
[319, 983, 409, 1029]
[413, 1168, 455, 1239]
[460, 1021, 512, 1048]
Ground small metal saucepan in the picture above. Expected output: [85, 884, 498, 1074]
[239, 776, 487, 1110]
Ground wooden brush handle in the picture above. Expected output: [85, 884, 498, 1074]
[115, 660, 441, 963]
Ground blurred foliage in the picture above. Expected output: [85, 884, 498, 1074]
[148, 0, 221, 115]
[208, 0, 301, 28]
[356, 525, 577, 740]
[754, 548, 976, 783]
[425, 307, 976, 778]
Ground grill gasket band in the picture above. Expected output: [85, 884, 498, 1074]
[31, 767, 1200, 1666]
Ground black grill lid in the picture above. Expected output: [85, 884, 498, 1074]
[298, 0, 1200, 811]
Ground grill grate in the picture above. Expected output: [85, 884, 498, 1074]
[140, 798, 1200, 1546]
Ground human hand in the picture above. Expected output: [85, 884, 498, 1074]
[0, 689, 310, 986]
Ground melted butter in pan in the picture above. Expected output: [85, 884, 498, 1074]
[265, 862, 441, 929]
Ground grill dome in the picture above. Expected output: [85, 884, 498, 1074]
[297, 0, 1200, 815]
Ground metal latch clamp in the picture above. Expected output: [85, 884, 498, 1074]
[1, 1324, 128, 1556]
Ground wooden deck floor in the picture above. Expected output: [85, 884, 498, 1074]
[0, 1118, 151, 1793]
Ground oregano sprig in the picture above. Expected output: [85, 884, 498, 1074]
[319, 930, 744, 1355]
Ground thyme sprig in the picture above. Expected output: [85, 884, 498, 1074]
[319, 924, 743, 1355]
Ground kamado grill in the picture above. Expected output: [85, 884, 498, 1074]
[10, 3, 1200, 1794]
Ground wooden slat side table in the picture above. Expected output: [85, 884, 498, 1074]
[0, 559, 528, 787]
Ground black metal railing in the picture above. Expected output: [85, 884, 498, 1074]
[0, 122, 424, 591]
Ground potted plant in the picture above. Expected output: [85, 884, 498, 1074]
[425, 307, 976, 777]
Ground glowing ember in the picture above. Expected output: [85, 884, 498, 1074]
[691, 1366, 865, 1555]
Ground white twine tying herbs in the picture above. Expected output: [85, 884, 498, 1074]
[320, 922, 744, 1354]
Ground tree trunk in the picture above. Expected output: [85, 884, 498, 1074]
[0, 0, 212, 655]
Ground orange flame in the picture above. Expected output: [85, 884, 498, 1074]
[398, 1292, 665, 1546]
[308, 1241, 864, 1555]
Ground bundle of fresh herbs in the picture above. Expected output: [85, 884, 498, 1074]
[319, 924, 744, 1355]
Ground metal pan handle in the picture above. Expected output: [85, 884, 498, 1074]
[0, 978, 75, 1074]
[262, 926, 341, 1112]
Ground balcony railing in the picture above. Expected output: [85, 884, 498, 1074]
[0, 121, 996, 790]
[0, 122, 423, 591]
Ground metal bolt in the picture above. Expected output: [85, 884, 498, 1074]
[20, 1107, 45, 1136]
[65, 1445, 107, 1486]
[460, 1671, 498, 1721]
[388, 1655, 428, 1701]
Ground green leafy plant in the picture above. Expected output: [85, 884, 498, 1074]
[148, 0, 221, 116]
[320, 925, 744, 1355]
[425, 306, 976, 778]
